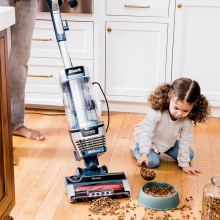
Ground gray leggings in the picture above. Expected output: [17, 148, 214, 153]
[0, 0, 38, 130]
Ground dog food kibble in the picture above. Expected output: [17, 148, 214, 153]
[202, 196, 220, 220]
[88, 197, 121, 215]
[143, 185, 176, 197]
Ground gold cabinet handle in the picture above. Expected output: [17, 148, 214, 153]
[32, 38, 52, 41]
[107, 27, 112, 33]
[177, 3, 182, 8]
[27, 75, 53, 78]
[124, 4, 150, 8]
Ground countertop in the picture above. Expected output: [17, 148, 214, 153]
[0, 6, 15, 32]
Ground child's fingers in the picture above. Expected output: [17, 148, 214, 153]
[191, 168, 202, 174]
[137, 158, 147, 167]
[144, 160, 149, 166]
[193, 168, 201, 175]
[137, 159, 143, 167]
[184, 169, 191, 175]
[191, 170, 198, 175]
[196, 168, 202, 173]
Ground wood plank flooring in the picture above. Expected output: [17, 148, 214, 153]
[11, 109, 220, 220]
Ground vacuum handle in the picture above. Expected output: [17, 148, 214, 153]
[47, 0, 72, 68]
[46, 0, 67, 42]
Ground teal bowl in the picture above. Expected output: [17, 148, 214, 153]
[137, 181, 180, 210]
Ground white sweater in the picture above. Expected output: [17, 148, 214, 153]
[138, 108, 193, 167]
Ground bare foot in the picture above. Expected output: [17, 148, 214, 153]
[12, 125, 44, 140]
[13, 155, 16, 166]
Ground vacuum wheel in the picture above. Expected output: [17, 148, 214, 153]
[76, 167, 84, 176]
[101, 165, 108, 173]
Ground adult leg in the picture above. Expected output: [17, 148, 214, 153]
[9, 0, 44, 140]
[164, 139, 194, 161]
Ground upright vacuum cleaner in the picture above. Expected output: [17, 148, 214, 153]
[46, 0, 131, 203]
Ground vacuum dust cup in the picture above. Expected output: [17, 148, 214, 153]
[60, 66, 107, 161]
[61, 67, 102, 130]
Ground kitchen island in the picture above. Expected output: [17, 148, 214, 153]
[0, 6, 15, 220]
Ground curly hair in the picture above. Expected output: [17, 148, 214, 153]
[148, 78, 210, 125]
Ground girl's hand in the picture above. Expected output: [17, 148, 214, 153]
[137, 153, 149, 167]
[182, 166, 202, 175]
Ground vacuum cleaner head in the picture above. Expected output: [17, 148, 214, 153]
[65, 173, 130, 203]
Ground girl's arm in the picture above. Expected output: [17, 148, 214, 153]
[138, 109, 161, 156]
[178, 119, 201, 175]
[177, 119, 193, 168]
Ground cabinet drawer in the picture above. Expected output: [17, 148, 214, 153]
[25, 57, 94, 94]
[31, 20, 93, 59]
[25, 93, 63, 106]
[106, 0, 169, 17]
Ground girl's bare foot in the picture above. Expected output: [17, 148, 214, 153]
[12, 125, 44, 140]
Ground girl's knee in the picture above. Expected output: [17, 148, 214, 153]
[190, 148, 194, 161]
[132, 145, 140, 159]
[148, 158, 160, 168]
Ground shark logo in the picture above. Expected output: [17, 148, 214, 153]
[69, 68, 82, 73]
[91, 177, 101, 180]
[88, 149, 100, 154]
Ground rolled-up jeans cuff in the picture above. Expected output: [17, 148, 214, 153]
[12, 123, 23, 132]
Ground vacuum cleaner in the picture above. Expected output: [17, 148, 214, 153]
[46, 0, 131, 203]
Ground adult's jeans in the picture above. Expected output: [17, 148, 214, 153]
[0, 0, 38, 130]
[132, 139, 194, 168]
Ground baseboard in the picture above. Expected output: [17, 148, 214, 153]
[102, 101, 220, 117]
[26, 102, 220, 118]
[102, 101, 151, 113]
[209, 106, 220, 117]
[25, 104, 64, 110]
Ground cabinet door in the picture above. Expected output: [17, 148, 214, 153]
[30, 20, 93, 60]
[172, 0, 220, 105]
[106, 22, 167, 98]
[0, 30, 15, 220]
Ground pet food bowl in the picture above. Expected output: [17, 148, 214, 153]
[140, 163, 156, 181]
[137, 181, 180, 210]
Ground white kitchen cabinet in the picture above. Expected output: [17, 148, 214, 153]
[106, 22, 167, 98]
[25, 57, 93, 106]
[25, 17, 95, 107]
[172, 0, 220, 105]
[31, 20, 93, 60]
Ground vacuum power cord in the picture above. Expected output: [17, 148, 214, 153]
[25, 112, 65, 116]
[92, 82, 110, 132]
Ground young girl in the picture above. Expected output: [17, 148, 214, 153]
[131, 78, 210, 175]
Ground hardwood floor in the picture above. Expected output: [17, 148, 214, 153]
[11, 109, 220, 220]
